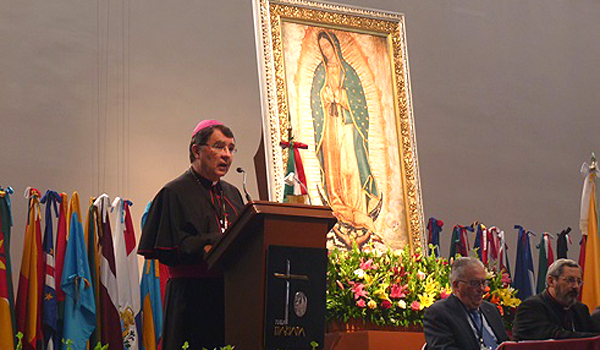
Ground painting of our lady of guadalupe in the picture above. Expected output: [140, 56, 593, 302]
[281, 22, 414, 251]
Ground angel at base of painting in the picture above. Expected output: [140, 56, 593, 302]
[311, 30, 383, 249]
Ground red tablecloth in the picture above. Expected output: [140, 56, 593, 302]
[498, 335, 600, 350]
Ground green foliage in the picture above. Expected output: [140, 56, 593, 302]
[94, 341, 110, 350]
[327, 244, 451, 327]
[62, 338, 74, 350]
[327, 244, 520, 328]
[15, 332, 23, 350]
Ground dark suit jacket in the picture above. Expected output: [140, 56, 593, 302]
[424, 294, 509, 350]
[512, 291, 600, 340]
[593, 306, 600, 330]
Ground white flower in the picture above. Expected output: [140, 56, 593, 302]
[354, 268, 365, 279]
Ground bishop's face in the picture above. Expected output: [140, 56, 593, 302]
[191, 129, 235, 182]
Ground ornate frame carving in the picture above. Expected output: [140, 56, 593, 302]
[253, 0, 425, 252]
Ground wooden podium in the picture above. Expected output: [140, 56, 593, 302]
[207, 201, 337, 349]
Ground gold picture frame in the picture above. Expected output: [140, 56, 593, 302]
[253, 0, 424, 252]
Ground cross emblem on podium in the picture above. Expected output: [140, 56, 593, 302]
[273, 259, 309, 325]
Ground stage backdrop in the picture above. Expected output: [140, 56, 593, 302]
[253, 0, 424, 252]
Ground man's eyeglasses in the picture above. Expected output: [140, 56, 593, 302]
[559, 276, 584, 286]
[458, 279, 490, 288]
[200, 143, 237, 154]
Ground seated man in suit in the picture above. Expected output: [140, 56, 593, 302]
[512, 258, 600, 340]
[424, 257, 509, 350]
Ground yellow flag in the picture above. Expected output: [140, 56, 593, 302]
[582, 173, 600, 308]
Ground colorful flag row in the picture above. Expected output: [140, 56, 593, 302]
[0, 188, 163, 350]
[427, 157, 600, 305]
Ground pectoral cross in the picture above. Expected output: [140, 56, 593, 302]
[273, 259, 308, 326]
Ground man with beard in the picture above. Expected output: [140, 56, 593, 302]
[424, 257, 509, 349]
[138, 120, 245, 349]
[512, 259, 600, 340]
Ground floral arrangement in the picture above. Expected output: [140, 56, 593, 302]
[482, 266, 521, 330]
[326, 244, 521, 330]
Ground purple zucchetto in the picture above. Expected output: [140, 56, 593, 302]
[192, 119, 223, 138]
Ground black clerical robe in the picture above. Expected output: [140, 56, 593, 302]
[138, 168, 244, 349]
[512, 290, 600, 340]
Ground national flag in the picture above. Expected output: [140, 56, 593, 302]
[513, 225, 535, 301]
[141, 200, 167, 307]
[482, 227, 498, 266]
[449, 224, 473, 258]
[492, 227, 511, 278]
[61, 192, 96, 349]
[54, 192, 68, 343]
[40, 190, 61, 348]
[281, 140, 309, 201]
[580, 158, 600, 308]
[86, 198, 102, 347]
[536, 232, 554, 294]
[94, 194, 124, 350]
[15, 187, 45, 350]
[472, 222, 485, 261]
[0, 186, 15, 350]
[556, 227, 572, 259]
[112, 197, 140, 349]
[140, 201, 163, 350]
[427, 217, 443, 257]
[140, 260, 162, 350]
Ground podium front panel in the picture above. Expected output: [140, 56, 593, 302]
[264, 245, 327, 349]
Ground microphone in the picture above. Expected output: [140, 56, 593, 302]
[284, 172, 312, 205]
[236, 167, 253, 202]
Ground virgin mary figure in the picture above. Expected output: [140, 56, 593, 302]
[310, 30, 381, 247]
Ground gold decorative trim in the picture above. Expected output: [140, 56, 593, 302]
[254, 0, 425, 252]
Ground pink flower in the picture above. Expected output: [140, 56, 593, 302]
[417, 271, 426, 280]
[336, 280, 345, 290]
[351, 283, 368, 300]
[411, 301, 421, 311]
[381, 300, 392, 309]
[501, 272, 511, 285]
[360, 258, 376, 270]
[393, 266, 406, 277]
[440, 289, 450, 299]
[390, 284, 408, 299]
[356, 299, 366, 308]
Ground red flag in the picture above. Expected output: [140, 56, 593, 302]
[15, 188, 45, 349]
[55, 193, 68, 304]
[0, 188, 15, 350]
[94, 194, 124, 350]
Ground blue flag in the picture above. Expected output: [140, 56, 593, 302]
[41, 190, 61, 347]
[140, 201, 163, 350]
[140, 259, 163, 350]
[61, 193, 96, 349]
[513, 225, 535, 301]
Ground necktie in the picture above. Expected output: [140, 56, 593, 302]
[470, 309, 499, 350]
